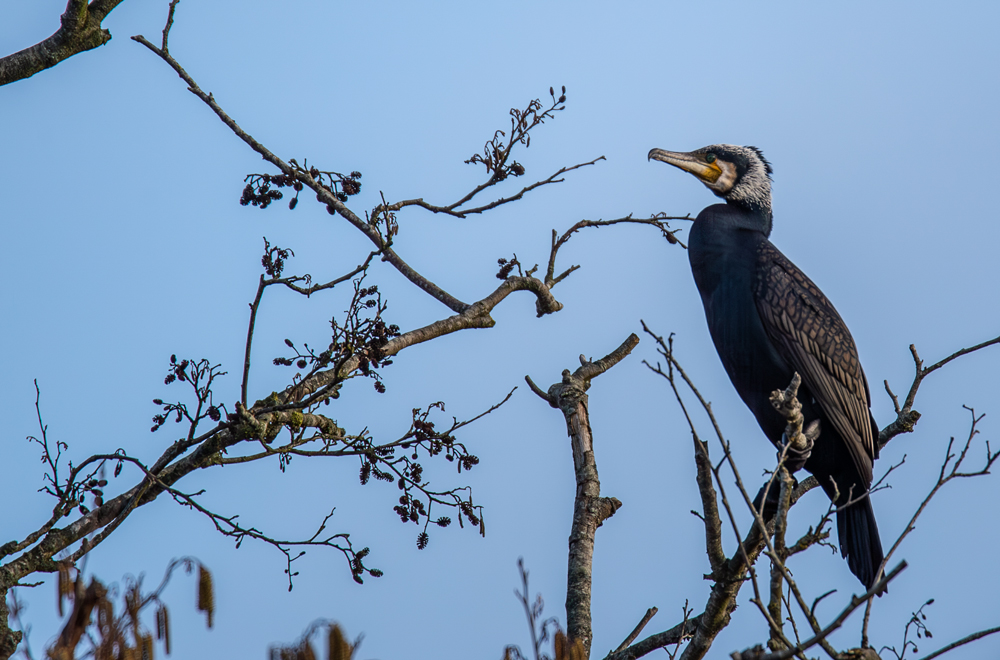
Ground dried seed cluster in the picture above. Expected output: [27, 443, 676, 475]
[273, 280, 399, 394]
[465, 86, 566, 182]
[240, 167, 362, 212]
[496, 255, 522, 280]
[151, 356, 225, 433]
[261, 238, 294, 278]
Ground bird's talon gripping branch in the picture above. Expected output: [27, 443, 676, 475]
[769, 373, 813, 456]
[780, 431, 815, 474]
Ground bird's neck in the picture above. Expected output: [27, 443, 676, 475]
[725, 198, 772, 236]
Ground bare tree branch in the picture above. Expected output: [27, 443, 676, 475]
[861, 407, 999, 646]
[381, 88, 597, 220]
[730, 561, 907, 660]
[614, 608, 659, 654]
[131, 30, 473, 314]
[639, 325, 809, 660]
[385, 157, 606, 218]
[641, 325, 904, 660]
[0, 0, 128, 86]
[640, 323, 727, 575]
[604, 615, 701, 660]
[546, 215, 687, 288]
[915, 625, 1000, 660]
[880, 334, 1000, 449]
[241, 242, 379, 406]
[526, 334, 638, 658]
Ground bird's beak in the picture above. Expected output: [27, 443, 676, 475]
[648, 148, 723, 184]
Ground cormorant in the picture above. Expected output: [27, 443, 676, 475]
[648, 144, 884, 590]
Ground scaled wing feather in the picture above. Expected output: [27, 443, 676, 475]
[754, 242, 875, 483]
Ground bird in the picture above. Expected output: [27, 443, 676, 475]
[648, 144, 884, 590]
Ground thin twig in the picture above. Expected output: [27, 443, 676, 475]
[161, 0, 180, 51]
[915, 625, 1000, 660]
[862, 407, 999, 645]
[879, 334, 1000, 449]
[545, 215, 687, 288]
[615, 608, 659, 653]
[732, 562, 907, 660]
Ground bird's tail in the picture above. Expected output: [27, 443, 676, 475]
[837, 492, 885, 592]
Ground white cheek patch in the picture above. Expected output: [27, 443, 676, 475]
[706, 161, 738, 195]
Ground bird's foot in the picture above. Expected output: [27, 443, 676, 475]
[781, 419, 819, 473]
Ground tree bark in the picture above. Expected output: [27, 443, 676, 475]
[0, 0, 127, 87]
[529, 334, 638, 658]
[0, 588, 22, 660]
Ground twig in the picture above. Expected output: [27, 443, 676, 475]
[241, 246, 377, 406]
[668, 604, 693, 660]
[161, 0, 180, 52]
[731, 561, 907, 660]
[242, 274, 267, 407]
[862, 407, 999, 646]
[642, 324, 837, 660]
[915, 625, 1000, 660]
[132, 31, 471, 313]
[879, 335, 1000, 449]
[544, 215, 688, 288]
[509, 559, 559, 660]
[603, 615, 701, 660]
[614, 608, 659, 653]
[767, 466, 795, 652]
[392, 158, 606, 218]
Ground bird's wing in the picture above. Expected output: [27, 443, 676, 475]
[754, 240, 875, 483]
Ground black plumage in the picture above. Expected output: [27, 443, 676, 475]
[649, 144, 884, 589]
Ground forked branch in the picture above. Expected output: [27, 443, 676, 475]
[526, 334, 638, 658]
[880, 334, 1000, 449]
[0, 0, 127, 86]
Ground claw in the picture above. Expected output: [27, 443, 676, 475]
[781, 420, 818, 473]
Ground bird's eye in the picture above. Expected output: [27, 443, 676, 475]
[705, 153, 717, 164]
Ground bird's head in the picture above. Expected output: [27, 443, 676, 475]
[648, 144, 773, 224]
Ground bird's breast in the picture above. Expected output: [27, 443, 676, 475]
[688, 213, 794, 444]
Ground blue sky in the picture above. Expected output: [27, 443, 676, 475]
[3, 1, 1000, 658]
